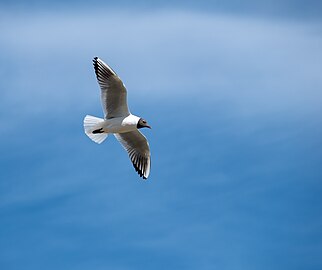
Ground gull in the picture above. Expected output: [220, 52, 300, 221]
[83, 57, 151, 179]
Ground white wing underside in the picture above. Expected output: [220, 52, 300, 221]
[93, 57, 130, 119]
[114, 130, 151, 179]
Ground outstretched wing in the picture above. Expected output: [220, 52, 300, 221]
[114, 130, 151, 179]
[93, 57, 130, 119]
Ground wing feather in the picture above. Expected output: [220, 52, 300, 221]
[114, 130, 151, 179]
[93, 57, 130, 119]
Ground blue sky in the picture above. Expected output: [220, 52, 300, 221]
[1, 1, 322, 270]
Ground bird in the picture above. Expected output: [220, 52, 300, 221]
[83, 57, 151, 179]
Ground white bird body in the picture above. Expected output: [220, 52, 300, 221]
[88, 114, 141, 134]
[83, 57, 151, 179]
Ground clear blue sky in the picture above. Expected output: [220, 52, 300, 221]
[1, 1, 322, 269]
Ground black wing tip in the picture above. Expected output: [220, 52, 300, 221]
[93, 57, 99, 74]
[92, 57, 115, 78]
[131, 158, 149, 180]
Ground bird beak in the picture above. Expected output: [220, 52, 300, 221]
[147, 125, 152, 129]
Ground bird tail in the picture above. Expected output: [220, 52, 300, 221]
[83, 115, 108, 144]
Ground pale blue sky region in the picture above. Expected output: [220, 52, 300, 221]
[0, 1, 322, 270]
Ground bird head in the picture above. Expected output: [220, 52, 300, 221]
[137, 118, 151, 129]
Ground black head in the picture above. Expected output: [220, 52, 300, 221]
[137, 118, 151, 129]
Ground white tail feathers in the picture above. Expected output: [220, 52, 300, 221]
[83, 115, 108, 144]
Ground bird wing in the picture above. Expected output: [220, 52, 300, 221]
[114, 130, 151, 179]
[93, 57, 130, 119]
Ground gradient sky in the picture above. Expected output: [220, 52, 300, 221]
[1, 1, 322, 270]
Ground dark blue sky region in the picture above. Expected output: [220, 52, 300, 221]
[0, 1, 322, 270]
[2, 0, 322, 20]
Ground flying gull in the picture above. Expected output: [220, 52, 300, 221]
[83, 57, 151, 179]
